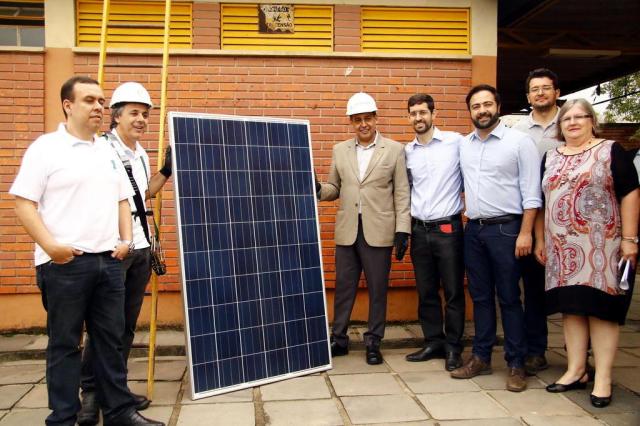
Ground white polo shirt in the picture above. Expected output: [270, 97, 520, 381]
[10, 123, 133, 265]
[107, 129, 151, 249]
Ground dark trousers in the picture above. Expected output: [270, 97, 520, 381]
[464, 220, 527, 368]
[411, 216, 465, 354]
[81, 248, 151, 393]
[35, 253, 135, 426]
[521, 249, 548, 357]
[333, 219, 392, 348]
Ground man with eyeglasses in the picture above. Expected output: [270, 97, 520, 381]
[451, 84, 541, 392]
[316, 92, 411, 365]
[403, 94, 465, 371]
[513, 68, 563, 376]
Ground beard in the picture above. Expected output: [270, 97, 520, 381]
[472, 112, 499, 130]
[532, 100, 556, 112]
[413, 120, 433, 135]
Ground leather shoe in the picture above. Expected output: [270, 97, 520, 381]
[104, 410, 165, 426]
[331, 341, 349, 357]
[506, 367, 527, 392]
[132, 392, 151, 410]
[590, 393, 611, 408]
[77, 391, 99, 425]
[445, 352, 463, 372]
[405, 344, 445, 362]
[524, 355, 549, 376]
[366, 345, 383, 365]
[545, 376, 588, 393]
[450, 355, 491, 379]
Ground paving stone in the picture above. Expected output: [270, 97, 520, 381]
[383, 352, 445, 373]
[471, 370, 544, 390]
[128, 381, 181, 406]
[260, 376, 330, 401]
[547, 321, 564, 333]
[182, 387, 253, 404]
[177, 402, 254, 426]
[611, 351, 640, 367]
[488, 389, 584, 416]
[0, 408, 49, 425]
[521, 414, 604, 425]
[341, 394, 429, 424]
[383, 326, 413, 340]
[263, 400, 342, 426]
[156, 330, 186, 346]
[348, 327, 364, 342]
[559, 386, 640, 415]
[0, 364, 44, 385]
[21, 336, 47, 351]
[417, 392, 508, 420]
[405, 324, 423, 339]
[330, 373, 403, 396]
[127, 359, 186, 381]
[0, 385, 32, 410]
[14, 384, 46, 408]
[613, 367, 640, 393]
[620, 348, 640, 358]
[0, 412, 6, 422]
[132, 331, 149, 346]
[0, 336, 36, 353]
[547, 333, 567, 348]
[438, 419, 522, 426]
[535, 364, 567, 385]
[597, 412, 640, 426]
[399, 371, 480, 393]
[328, 352, 389, 375]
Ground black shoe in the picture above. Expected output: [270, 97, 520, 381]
[131, 392, 151, 411]
[545, 376, 588, 393]
[405, 344, 445, 362]
[590, 393, 611, 408]
[331, 341, 349, 357]
[104, 410, 165, 426]
[366, 345, 383, 365]
[445, 352, 463, 371]
[524, 355, 549, 376]
[77, 391, 99, 425]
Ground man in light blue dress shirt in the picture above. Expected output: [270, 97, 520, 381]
[403, 94, 465, 371]
[451, 84, 542, 393]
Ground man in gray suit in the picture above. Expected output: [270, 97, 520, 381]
[316, 92, 411, 365]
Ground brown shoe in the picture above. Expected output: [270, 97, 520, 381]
[506, 367, 527, 392]
[450, 355, 492, 379]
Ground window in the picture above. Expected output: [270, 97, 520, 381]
[0, 1, 44, 47]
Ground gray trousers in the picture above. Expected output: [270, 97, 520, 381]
[332, 218, 392, 347]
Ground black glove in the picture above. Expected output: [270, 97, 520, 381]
[159, 145, 172, 178]
[394, 232, 409, 261]
[314, 171, 321, 193]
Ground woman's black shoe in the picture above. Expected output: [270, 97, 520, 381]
[545, 378, 587, 393]
[590, 393, 611, 408]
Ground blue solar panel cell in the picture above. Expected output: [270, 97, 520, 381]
[170, 113, 331, 398]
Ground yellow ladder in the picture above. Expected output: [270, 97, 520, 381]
[95, 0, 173, 401]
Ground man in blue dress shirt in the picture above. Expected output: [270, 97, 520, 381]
[451, 84, 541, 393]
[403, 94, 465, 371]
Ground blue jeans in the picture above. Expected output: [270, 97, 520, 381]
[464, 220, 527, 368]
[36, 253, 136, 425]
[521, 247, 548, 357]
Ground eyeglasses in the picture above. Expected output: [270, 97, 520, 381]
[409, 110, 431, 118]
[529, 85, 555, 93]
[560, 114, 592, 124]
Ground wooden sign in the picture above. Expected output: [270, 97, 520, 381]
[258, 4, 294, 33]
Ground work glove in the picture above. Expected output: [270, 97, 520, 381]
[394, 232, 409, 261]
[159, 145, 172, 178]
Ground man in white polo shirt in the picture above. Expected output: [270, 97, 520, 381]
[10, 76, 163, 426]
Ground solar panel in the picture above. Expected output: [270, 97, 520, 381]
[169, 112, 331, 399]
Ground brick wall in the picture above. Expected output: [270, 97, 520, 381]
[0, 51, 471, 297]
[0, 52, 45, 295]
[600, 123, 640, 151]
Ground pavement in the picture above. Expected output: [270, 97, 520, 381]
[0, 286, 639, 425]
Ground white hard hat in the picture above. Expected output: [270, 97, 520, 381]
[109, 82, 153, 108]
[346, 92, 377, 116]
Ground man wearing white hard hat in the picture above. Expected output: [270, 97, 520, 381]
[78, 82, 172, 425]
[316, 92, 411, 365]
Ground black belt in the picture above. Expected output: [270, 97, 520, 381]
[469, 214, 522, 226]
[413, 214, 461, 227]
[83, 251, 112, 257]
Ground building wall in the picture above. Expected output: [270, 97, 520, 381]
[0, 0, 496, 330]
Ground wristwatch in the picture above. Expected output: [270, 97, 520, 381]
[622, 236, 639, 243]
